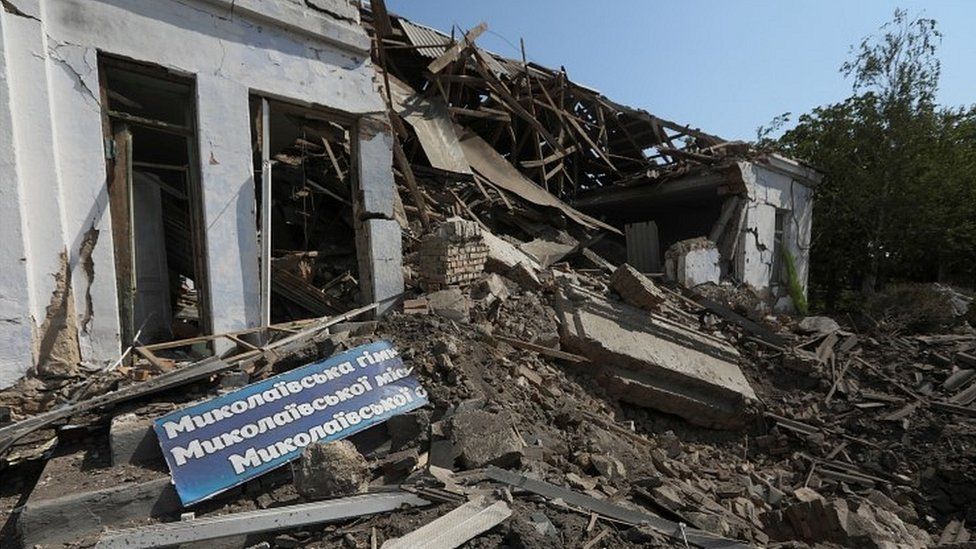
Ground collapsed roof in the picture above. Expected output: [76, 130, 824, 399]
[362, 5, 757, 203]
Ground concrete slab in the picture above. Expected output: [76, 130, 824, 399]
[554, 289, 757, 428]
[19, 443, 179, 547]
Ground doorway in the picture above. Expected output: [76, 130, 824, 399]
[99, 56, 210, 348]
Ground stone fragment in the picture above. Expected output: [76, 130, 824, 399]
[610, 264, 668, 311]
[528, 512, 558, 537]
[591, 455, 626, 480]
[482, 231, 541, 289]
[426, 288, 470, 323]
[565, 472, 597, 491]
[387, 410, 430, 451]
[797, 316, 841, 335]
[292, 440, 368, 500]
[449, 409, 523, 469]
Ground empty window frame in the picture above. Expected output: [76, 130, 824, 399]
[99, 56, 211, 349]
[250, 98, 359, 325]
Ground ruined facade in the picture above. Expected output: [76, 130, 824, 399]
[0, 0, 402, 387]
[576, 155, 821, 310]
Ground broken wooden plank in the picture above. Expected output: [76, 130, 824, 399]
[381, 497, 511, 549]
[392, 137, 432, 229]
[96, 492, 431, 548]
[0, 302, 381, 457]
[494, 335, 589, 363]
[691, 294, 788, 348]
[427, 22, 487, 75]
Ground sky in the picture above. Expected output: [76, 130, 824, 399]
[384, 1, 976, 141]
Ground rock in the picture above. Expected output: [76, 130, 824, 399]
[565, 472, 597, 491]
[528, 512, 558, 537]
[292, 441, 368, 500]
[426, 288, 470, 323]
[762, 495, 932, 548]
[591, 455, 626, 480]
[387, 410, 430, 451]
[450, 409, 523, 469]
[797, 316, 840, 335]
[610, 264, 667, 311]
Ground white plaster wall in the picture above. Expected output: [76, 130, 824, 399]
[735, 161, 815, 305]
[0, 0, 388, 386]
[196, 75, 261, 334]
[0, 9, 40, 387]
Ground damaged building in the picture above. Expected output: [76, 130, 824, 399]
[366, 10, 821, 311]
[1, 2, 975, 548]
[0, 0, 404, 388]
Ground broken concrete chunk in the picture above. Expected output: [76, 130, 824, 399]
[426, 288, 470, 323]
[482, 231, 542, 289]
[292, 440, 368, 500]
[449, 409, 523, 469]
[610, 264, 667, 311]
[566, 472, 598, 491]
[519, 238, 576, 268]
[554, 289, 756, 429]
[110, 412, 162, 466]
[474, 273, 510, 306]
[591, 454, 627, 480]
[528, 511, 558, 537]
[797, 316, 841, 335]
[664, 237, 720, 288]
[387, 409, 430, 451]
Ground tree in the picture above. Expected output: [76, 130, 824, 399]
[772, 10, 975, 309]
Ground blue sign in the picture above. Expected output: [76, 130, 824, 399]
[153, 340, 428, 505]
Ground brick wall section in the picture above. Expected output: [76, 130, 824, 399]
[419, 219, 488, 289]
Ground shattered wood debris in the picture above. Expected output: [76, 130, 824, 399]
[0, 3, 974, 549]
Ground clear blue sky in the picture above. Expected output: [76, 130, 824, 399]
[384, 1, 976, 141]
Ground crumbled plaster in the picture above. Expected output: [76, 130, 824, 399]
[34, 251, 82, 372]
[78, 225, 99, 333]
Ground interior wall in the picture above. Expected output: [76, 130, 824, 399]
[0, 0, 388, 387]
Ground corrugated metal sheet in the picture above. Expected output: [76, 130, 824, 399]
[399, 19, 451, 59]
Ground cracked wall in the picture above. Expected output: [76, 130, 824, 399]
[0, 0, 391, 386]
[735, 160, 815, 311]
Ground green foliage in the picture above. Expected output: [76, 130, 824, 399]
[766, 10, 976, 310]
[782, 247, 809, 315]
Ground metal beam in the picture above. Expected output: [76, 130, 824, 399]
[96, 491, 431, 548]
